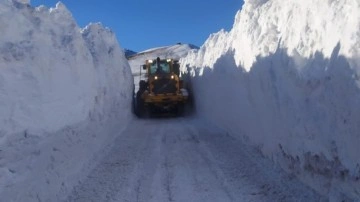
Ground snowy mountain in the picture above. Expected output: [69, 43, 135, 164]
[128, 43, 198, 92]
[181, 0, 360, 200]
[0, 1, 132, 201]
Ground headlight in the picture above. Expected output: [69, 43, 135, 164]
[148, 60, 153, 63]
[154, 76, 158, 80]
[171, 75, 174, 79]
[167, 59, 172, 62]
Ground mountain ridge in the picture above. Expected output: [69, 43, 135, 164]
[127, 43, 199, 60]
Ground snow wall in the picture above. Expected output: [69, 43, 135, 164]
[181, 0, 360, 200]
[0, 1, 133, 201]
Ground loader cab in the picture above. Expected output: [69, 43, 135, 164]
[151, 61, 170, 75]
[134, 57, 189, 117]
[141, 57, 181, 80]
[146, 57, 171, 75]
[141, 57, 180, 95]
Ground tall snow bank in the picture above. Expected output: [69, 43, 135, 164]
[186, 0, 360, 72]
[181, 0, 360, 200]
[0, 1, 96, 137]
[0, 1, 133, 201]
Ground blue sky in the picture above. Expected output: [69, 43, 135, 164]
[31, 0, 244, 52]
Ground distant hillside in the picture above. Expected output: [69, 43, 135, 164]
[128, 43, 199, 61]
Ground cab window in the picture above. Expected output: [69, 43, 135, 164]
[150, 61, 170, 74]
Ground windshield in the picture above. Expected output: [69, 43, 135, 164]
[150, 61, 170, 75]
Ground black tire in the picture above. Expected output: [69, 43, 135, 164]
[135, 91, 144, 118]
[132, 84, 137, 115]
[139, 80, 147, 91]
[144, 104, 152, 118]
[176, 103, 185, 117]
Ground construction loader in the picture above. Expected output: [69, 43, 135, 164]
[133, 57, 189, 117]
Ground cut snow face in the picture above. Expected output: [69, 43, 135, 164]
[0, 1, 133, 201]
[181, 0, 360, 200]
[184, 0, 360, 72]
[0, 1, 132, 138]
[128, 43, 198, 92]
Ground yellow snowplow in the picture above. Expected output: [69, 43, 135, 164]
[133, 57, 189, 117]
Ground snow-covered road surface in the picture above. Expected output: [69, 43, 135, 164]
[66, 118, 325, 202]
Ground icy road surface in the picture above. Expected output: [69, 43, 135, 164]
[66, 118, 324, 202]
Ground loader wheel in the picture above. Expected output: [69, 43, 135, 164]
[176, 104, 185, 117]
[132, 85, 137, 115]
[144, 104, 152, 118]
[135, 91, 145, 118]
[139, 80, 147, 91]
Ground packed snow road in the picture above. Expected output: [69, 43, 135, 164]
[66, 118, 324, 202]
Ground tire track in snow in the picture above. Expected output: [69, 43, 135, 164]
[191, 119, 326, 202]
[65, 118, 325, 202]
